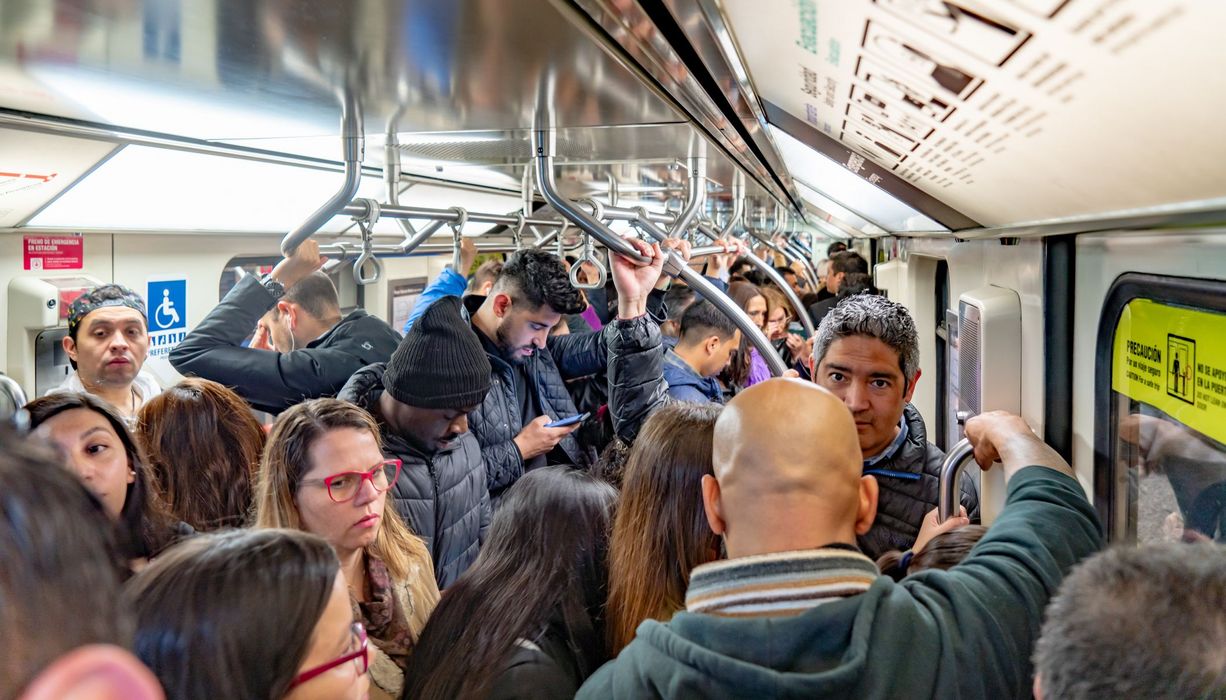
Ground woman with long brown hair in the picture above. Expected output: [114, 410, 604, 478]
[137, 378, 265, 531]
[605, 402, 724, 655]
[255, 398, 439, 700]
[721, 281, 772, 393]
[26, 392, 186, 569]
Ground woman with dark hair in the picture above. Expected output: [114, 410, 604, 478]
[137, 377, 265, 530]
[256, 398, 439, 700]
[721, 281, 772, 392]
[876, 507, 979, 581]
[26, 392, 186, 567]
[606, 403, 723, 655]
[125, 528, 370, 699]
[402, 466, 618, 700]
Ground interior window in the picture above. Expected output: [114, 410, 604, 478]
[1109, 298, 1226, 544]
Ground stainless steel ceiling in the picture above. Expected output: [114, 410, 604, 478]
[0, 0, 792, 218]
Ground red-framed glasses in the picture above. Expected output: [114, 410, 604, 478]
[301, 459, 402, 503]
[289, 621, 368, 689]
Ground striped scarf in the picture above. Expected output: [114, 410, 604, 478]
[685, 547, 879, 617]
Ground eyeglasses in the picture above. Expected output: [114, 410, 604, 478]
[301, 459, 402, 503]
[289, 622, 368, 689]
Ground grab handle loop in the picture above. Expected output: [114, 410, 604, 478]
[512, 212, 526, 250]
[352, 220, 383, 286]
[569, 234, 608, 290]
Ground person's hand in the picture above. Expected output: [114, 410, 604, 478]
[913, 506, 969, 553]
[513, 415, 582, 459]
[963, 411, 1036, 469]
[610, 236, 666, 318]
[706, 239, 746, 279]
[457, 236, 478, 276]
[271, 239, 326, 289]
[785, 334, 807, 362]
[250, 322, 274, 351]
[655, 238, 692, 290]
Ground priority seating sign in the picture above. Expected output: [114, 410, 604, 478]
[147, 279, 187, 359]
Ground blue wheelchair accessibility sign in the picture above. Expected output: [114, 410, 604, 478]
[148, 279, 186, 331]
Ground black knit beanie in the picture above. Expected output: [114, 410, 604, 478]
[383, 296, 492, 409]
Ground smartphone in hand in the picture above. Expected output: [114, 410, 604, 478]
[545, 412, 590, 428]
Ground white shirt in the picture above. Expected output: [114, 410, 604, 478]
[47, 369, 163, 425]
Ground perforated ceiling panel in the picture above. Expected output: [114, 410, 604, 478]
[724, 0, 1226, 227]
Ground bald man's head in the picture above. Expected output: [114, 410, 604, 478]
[704, 378, 875, 558]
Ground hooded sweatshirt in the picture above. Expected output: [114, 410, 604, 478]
[577, 466, 1102, 699]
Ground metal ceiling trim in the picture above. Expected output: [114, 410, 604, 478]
[559, 0, 792, 208]
[0, 109, 521, 198]
[764, 101, 980, 231]
[949, 198, 1226, 240]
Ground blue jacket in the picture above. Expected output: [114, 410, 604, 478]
[403, 267, 466, 334]
[662, 348, 724, 404]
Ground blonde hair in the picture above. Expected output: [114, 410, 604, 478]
[761, 286, 794, 323]
[253, 398, 429, 582]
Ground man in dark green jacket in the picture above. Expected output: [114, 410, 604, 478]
[578, 379, 1102, 699]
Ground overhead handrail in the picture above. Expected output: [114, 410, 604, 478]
[632, 208, 787, 376]
[511, 212, 526, 250]
[695, 222, 816, 338]
[338, 201, 565, 229]
[718, 172, 745, 239]
[384, 113, 417, 239]
[938, 438, 978, 522]
[670, 155, 707, 240]
[282, 93, 364, 256]
[352, 220, 383, 286]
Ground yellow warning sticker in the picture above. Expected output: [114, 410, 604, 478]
[1112, 298, 1226, 444]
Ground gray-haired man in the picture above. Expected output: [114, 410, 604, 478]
[811, 294, 979, 559]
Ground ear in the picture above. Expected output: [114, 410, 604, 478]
[492, 293, 513, 319]
[62, 335, 78, 363]
[276, 300, 294, 326]
[854, 475, 878, 536]
[127, 465, 136, 485]
[704, 335, 721, 357]
[701, 474, 726, 537]
[902, 368, 922, 403]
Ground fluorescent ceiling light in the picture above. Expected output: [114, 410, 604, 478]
[29, 146, 523, 234]
[769, 125, 946, 233]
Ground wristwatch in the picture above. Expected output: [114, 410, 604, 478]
[260, 273, 286, 301]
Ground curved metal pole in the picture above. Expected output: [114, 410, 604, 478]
[634, 218, 786, 376]
[938, 438, 978, 522]
[282, 95, 364, 256]
[534, 129, 650, 264]
[0, 374, 30, 433]
[718, 172, 745, 239]
[670, 155, 707, 238]
[385, 108, 417, 239]
[741, 251, 816, 337]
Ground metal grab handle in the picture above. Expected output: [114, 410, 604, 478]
[511, 212, 526, 250]
[569, 235, 608, 290]
[938, 438, 978, 523]
[352, 220, 383, 286]
[0, 374, 30, 433]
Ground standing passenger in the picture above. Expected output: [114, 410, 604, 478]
[720, 282, 771, 394]
[0, 428, 161, 700]
[169, 240, 400, 413]
[136, 378, 265, 531]
[27, 392, 187, 569]
[606, 403, 723, 655]
[808, 250, 869, 326]
[663, 299, 740, 404]
[402, 467, 617, 700]
[339, 296, 493, 589]
[255, 398, 440, 700]
[579, 380, 1102, 699]
[812, 294, 979, 559]
[51, 284, 161, 424]
[125, 529, 370, 700]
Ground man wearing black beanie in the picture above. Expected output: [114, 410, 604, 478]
[339, 295, 492, 588]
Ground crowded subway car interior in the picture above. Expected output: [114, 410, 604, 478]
[2, 0, 1226, 698]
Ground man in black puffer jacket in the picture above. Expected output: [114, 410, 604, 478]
[811, 294, 979, 559]
[338, 296, 492, 588]
[460, 241, 670, 503]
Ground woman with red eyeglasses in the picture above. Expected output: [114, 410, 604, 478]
[256, 399, 440, 700]
[124, 528, 371, 699]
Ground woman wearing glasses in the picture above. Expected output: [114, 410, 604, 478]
[125, 528, 370, 699]
[256, 398, 440, 700]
